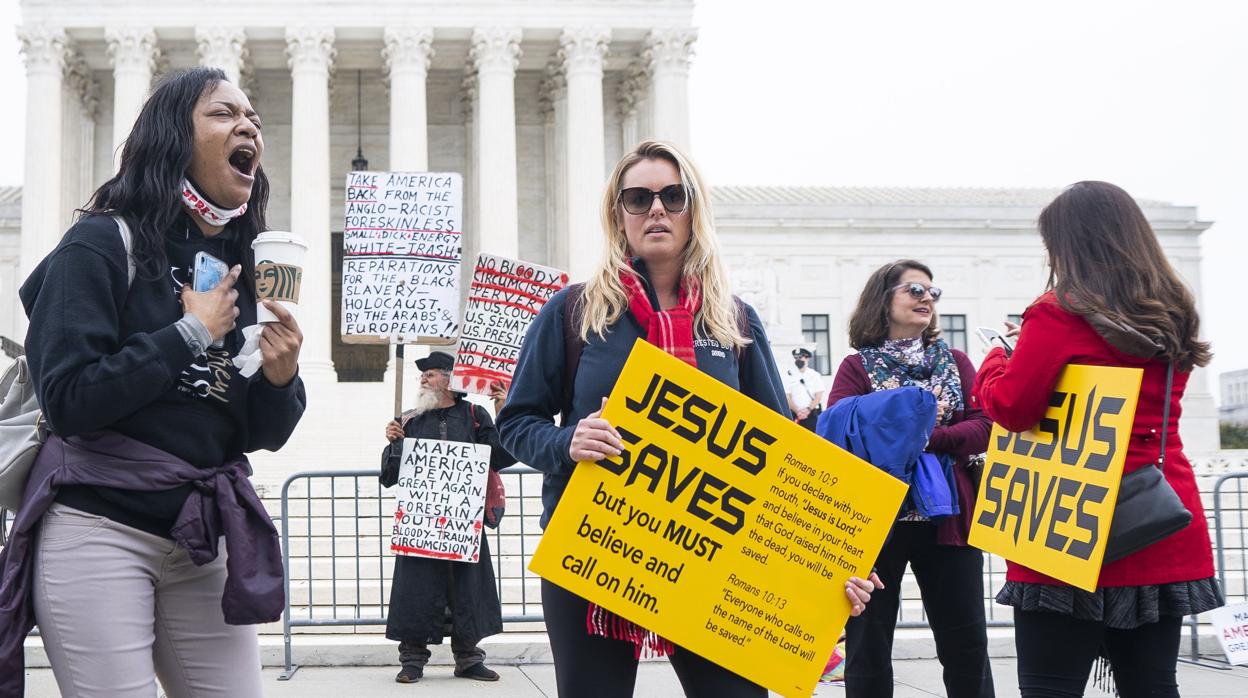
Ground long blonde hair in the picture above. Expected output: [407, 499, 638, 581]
[578, 140, 748, 348]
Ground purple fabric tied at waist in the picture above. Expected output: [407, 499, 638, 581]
[0, 431, 284, 697]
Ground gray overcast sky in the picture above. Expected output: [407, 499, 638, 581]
[689, 0, 1246, 400]
[0, 1, 1243, 398]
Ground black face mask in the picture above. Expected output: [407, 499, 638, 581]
[794, 359, 806, 369]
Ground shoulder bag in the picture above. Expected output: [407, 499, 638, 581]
[1102, 362, 1192, 563]
[465, 402, 507, 530]
[0, 216, 135, 512]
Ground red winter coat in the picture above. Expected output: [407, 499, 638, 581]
[827, 348, 991, 547]
[973, 292, 1214, 587]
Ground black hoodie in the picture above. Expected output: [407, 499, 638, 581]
[19, 212, 306, 536]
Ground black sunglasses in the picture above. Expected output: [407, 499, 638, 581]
[618, 185, 689, 215]
[893, 282, 942, 302]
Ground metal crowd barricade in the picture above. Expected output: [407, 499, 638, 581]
[1179, 469, 1248, 665]
[896, 550, 1015, 629]
[2, 442, 1239, 673]
[894, 465, 1248, 657]
[277, 464, 544, 680]
[143, 459, 1248, 679]
[1214, 472, 1248, 604]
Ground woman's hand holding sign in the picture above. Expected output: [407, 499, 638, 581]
[572, 390, 882, 615]
[570, 397, 624, 462]
[845, 572, 884, 616]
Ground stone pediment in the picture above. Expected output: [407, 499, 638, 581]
[711, 185, 1168, 208]
[708, 185, 1204, 231]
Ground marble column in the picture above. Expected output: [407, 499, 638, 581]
[106, 26, 159, 171]
[383, 27, 434, 172]
[379, 28, 436, 379]
[468, 28, 522, 261]
[61, 50, 98, 232]
[285, 27, 336, 376]
[195, 26, 247, 86]
[1174, 255, 1220, 452]
[617, 59, 648, 150]
[461, 68, 480, 266]
[17, 26, 68, 287]
[559, 28, 610, 282]
[539, 62, 567, 271]
[644, 29, 696, 150]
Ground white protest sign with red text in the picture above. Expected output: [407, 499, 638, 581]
[451, 253, 568, 395]
[340, 171, 463, 343]
[390, 438, 490, 563]
[1209, 603, 1248, 665]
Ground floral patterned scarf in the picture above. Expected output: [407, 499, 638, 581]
[858, 337, 963, 426]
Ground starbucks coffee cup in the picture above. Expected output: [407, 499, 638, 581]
[252, 231, 307, 323]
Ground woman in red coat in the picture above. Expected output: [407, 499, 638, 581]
[974, 181, 1222, 697]
[830, 259, 994, 698]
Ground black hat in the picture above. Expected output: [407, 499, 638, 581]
[415, 351, 455, 372]
[792, 347, 813, 358]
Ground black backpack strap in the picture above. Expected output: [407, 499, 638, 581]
[731, 296, 751, 361]
[561, 283, 587, 418]
[732, 295, 755, 391]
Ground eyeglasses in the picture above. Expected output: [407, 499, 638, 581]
[618, 185, 689, 215]
[893, 282, 942, 302]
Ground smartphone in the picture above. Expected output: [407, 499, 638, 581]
[192, 251, 230, 348]
[193, 251, 229, 293]
[975, 326, 1014, 355]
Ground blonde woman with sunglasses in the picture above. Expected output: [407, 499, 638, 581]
[499, 141, 881, 697]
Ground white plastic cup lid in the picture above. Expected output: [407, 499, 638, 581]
[252, 231, 308, 250]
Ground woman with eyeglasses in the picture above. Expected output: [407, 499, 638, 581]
[974, 182, 1221, 697]
[828, 259, 994, 698]
[498, 140, 881, 697]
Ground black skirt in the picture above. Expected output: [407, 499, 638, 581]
[996, 576, 1224, 630]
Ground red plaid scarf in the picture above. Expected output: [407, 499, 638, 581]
[581, 264, 703, 658]
[618, 265, 702, 368]
[586, 602, 674, 659]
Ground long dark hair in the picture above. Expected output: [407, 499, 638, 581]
[1039, 181, 1211, 370]
[848, 259, 941, 349]
[82, 67, 268, 288]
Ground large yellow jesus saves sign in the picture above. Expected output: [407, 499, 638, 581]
[529, 340, 906, 697]
[969, 364, 1143, 592]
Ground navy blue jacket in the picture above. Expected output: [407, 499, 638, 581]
[498, 284, 790, 528]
